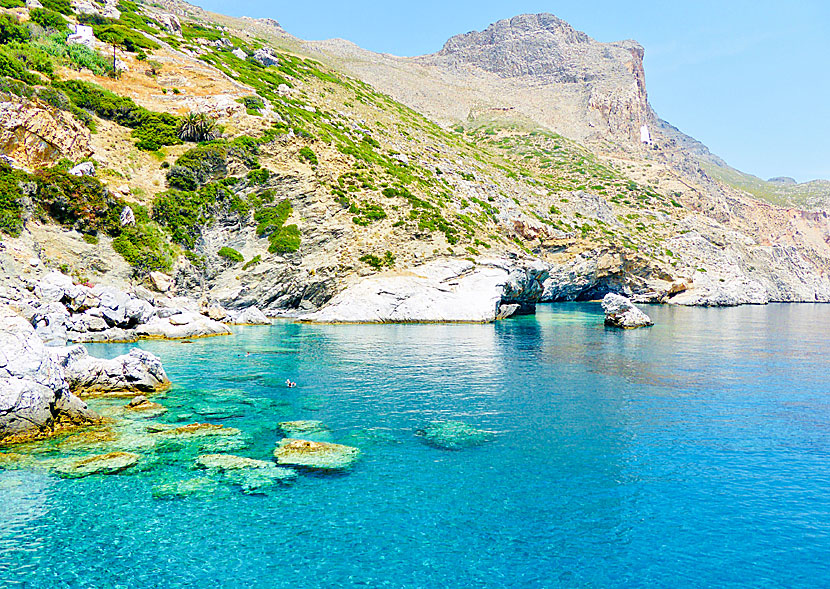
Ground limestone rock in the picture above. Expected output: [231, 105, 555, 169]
[253, 48, 279, 66]
[157, 14, 182, 36]
[231, 48, 247, 60]
[50, 345, 170, 395]
[120, 206, 135, 226]
[301, 258, 548, 323]
[277, 420, 328, 437]
[0, 306, 96, 444]
[54, 451, 139, 478]
[415, 421, 495, 450]
[0, 98, 93, 168]
[273, 438, 360, 471]
[601, 293, 653, 329]
[135, 315, 231, 339]
[225, 306, 269, 325]
[67, 162, 95, 177]
[125, 395, 167, 417]
[152, 477, 229, 500]
[150, 272, 173, 293]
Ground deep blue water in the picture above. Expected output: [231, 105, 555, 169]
[2, 303, 830, 587]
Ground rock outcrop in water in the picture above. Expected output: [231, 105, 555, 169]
[301, 258, 548, 323]
[50, 345, 169, 396]
[602, 293, 653, 329]
[0, 305, 97, 445]
[274, 438, 360, 471]
[415, 421, 495, 450]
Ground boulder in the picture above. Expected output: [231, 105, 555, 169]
[415, 421, 495, 450]
[50, 345, 169, 395]
[157, 14, 182, 36]
[151, 423, 241, 438]
[601, 293, 653, 329]
[252, 48, 279, 66]
[67, 161, 95, 177]
[0, 306, 96, 444]
[135, 316, 231, 340]
[150, 271, 173, 293]
[231, 48, 247, 60]
[273, 438, 360, 471]
[225, 306, 269, 325]
[120, 206, 135, 226]
[125, 395, 167, 417]
[54, 452, 139, 478]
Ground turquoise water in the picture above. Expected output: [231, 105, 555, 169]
[2, 303, 830, 587]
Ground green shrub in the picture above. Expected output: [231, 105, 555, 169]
[242, 254, 261, 270]
[177, 112, 218, 142]
[39, 0, 72, 15]
[0, 14, 30, 45]
[359, 253, 395, 270]
[0, 0, 24, 8]
[112, 223, 173, 272]
[246, 168, 269, 185]
[238, 95, 264, 115]
[298, 146, 317, 165]
[0, 165, 24, 236]
[217, 246, 243, 263]
[1, 43, 54, 78]
[169, 141, 228, 188]
[33, 169, 120, 234]
[151, 189, 211, 249]
[65, 42, 112, 75]
[29, 8, 67, 31]
[92, 24, 158, 51]
[268, 223, 299, 253]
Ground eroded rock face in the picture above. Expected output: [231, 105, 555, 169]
[602, 293, 653, 329]
[0, 306, 96, 445]
[301, 258, 548, 323]
[0, 99, 93, 169]
[50, 345, 169, 395]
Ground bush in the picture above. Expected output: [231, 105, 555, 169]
[65, 43, 112, 75]
[92, 24, 158, 51]
[177, 112, 218, 143]
[359, 251, 395, 270]
[0, 14, 30, 45]
[298, 146, 317, 165]
[169, 141, 228, 188]
[166, 165, 198, 191]
[29, 8, 67, 31]
[246, 168, 269, 185]
[112, 223, 173, 273]
[242, 254, 261, 270]
[39, 0, 72, 15]
[217, 246, 243, 263]
[151, 189, 211, 249]
[0, 0, 24, 8]
[33, 169, 119, 235]
[0, 165, 24, 236]
[268, 224, 299, 253]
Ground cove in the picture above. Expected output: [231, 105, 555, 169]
[2, 303, 829, 587]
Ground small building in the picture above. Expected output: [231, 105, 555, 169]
[66, 24, 95, 48]
[640, 124, 652, 145]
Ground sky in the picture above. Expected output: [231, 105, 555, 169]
[192, 0, 829, 182]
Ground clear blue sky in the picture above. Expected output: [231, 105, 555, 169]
[193, 0, 829, 182]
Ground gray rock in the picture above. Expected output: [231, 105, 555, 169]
[225, 306, 270, 325]
[231, 48, 247, 60]
[0, 306, 96, 444]
[252, 48, 279, 66]
[67, 161, 95, 177]
[273, 438, 360, 471]
[120, 206, 135, 226]
[415, 421, 495, 450]
[602, 293, 653, 329]
[157, 14, 182, 36]
[50, 345, 169, 395]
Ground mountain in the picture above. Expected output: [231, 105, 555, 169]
[0, 1, 828, 320]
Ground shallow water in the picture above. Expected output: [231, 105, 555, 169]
[2, 303, 830, 587]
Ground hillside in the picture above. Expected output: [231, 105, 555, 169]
[0, 0, 828, 315]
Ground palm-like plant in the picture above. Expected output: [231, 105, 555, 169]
[177, 112, 218, 142]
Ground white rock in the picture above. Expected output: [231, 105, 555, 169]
[135, 316, 231, 340]
[50, 345, 169, 395]
[0, 306, 95, 442]
[253, 48, 279, 66]
[225, 306, 270, 325]
[601, 293, 653, 329]
[301, 258, 548, 323]
[150, 271, 173, 293]
[120, 205, 135, 226]
[231, 48, 247, 60]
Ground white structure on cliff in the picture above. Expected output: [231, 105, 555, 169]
[66, 24, 95, 48]
[640, 124, 652, 145]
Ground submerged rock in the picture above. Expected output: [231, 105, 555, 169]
[195, 453, 273, 471]
[276, 420, 328, 437]
[415, 421, 495, 450]
[54, 451, 140, 478]
[125, 395, 167, 417]
[273, 438, 360, 471]
[150, 423, 241, 438]
[152, 477, 229, 500]
[601, 293, 653, 329]
[50, 345, 170, 396]
[195, 453, 297, 494]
